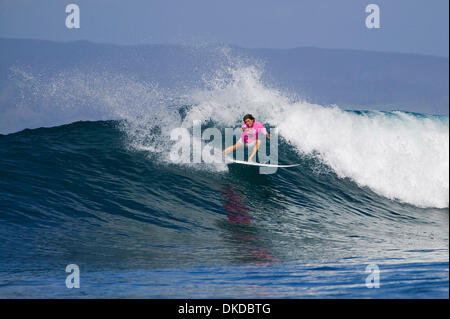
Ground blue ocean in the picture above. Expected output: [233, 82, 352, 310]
[0, 52, 448, 298]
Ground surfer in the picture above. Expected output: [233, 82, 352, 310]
[223, 114, 270, 162]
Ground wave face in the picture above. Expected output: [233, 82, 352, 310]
[0, 119, 448, 297]
[0, 58, 448, 298]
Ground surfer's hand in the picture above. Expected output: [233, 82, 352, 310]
[266, 133, 270, 138]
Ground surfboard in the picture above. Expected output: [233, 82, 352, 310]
[228, 159, 300, 168]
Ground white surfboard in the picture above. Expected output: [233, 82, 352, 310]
[228, 159, 300, 168]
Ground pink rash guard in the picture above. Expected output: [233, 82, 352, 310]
[240, 121, 267, 144]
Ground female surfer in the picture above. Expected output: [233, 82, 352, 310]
[223, 114, 270, 162]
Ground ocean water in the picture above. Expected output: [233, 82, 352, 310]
[0, 64, 448, 298]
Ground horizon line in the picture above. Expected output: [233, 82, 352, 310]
[1, 36, 448, 60]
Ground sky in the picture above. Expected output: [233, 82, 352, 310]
[0, 0, 448, 57]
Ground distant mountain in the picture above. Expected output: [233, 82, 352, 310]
[0, 38, 448, 127]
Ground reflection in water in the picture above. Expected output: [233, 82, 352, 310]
[220, 184, 274, 266]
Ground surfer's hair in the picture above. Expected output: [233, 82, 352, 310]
[243, 114, 255, 122]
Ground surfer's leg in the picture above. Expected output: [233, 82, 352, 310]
[223, 141, 243, 154]
[248, 140, 261, 162]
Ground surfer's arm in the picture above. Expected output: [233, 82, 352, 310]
[260, 127, 270, 139]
